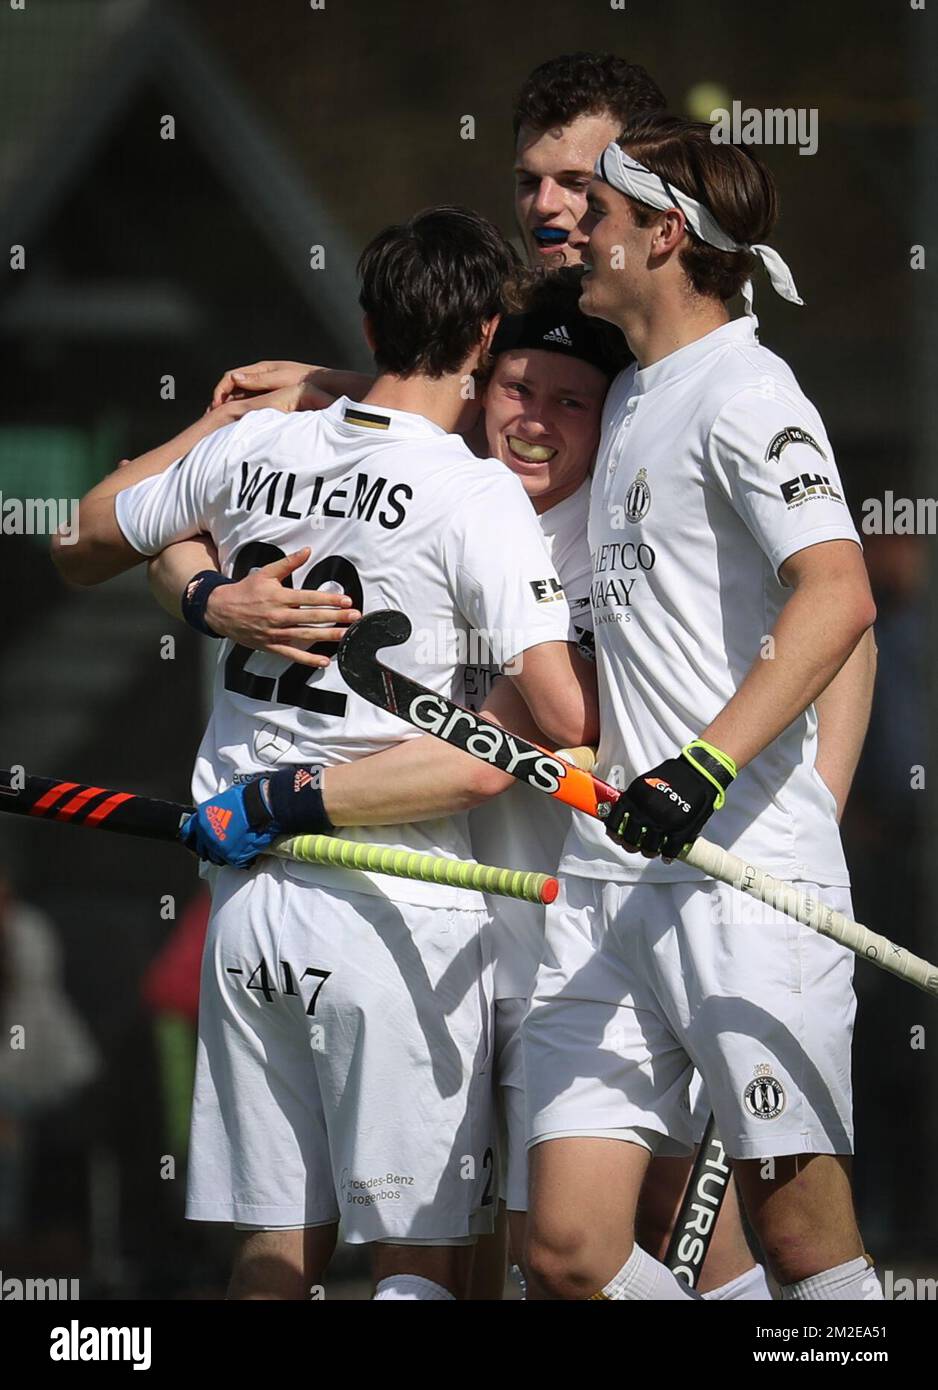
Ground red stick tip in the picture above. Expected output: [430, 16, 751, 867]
[541, 877, 560, 904]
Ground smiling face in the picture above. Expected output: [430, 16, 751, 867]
[514, 112, 623, 267]
[483, 348, 607, 512]
[572, 177, 651, 330]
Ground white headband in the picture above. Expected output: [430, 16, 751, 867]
[595, 142, 803, 314]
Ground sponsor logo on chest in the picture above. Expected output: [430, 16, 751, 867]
[588, 540, 656, 624]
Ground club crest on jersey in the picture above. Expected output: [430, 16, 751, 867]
[765, 426, 826, 464]
[743, 1063, 786, 1119]
[623, 468, 651, 523]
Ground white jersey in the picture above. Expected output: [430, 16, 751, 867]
[115, 398, 572, 908]
[465, 479, 593, 996]
[562, 316, 861, 886]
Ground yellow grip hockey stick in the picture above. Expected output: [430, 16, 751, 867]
[272, 833, 557, 905]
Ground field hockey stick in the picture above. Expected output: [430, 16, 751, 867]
[662, 1115, 732, 1288]
[0, 770, 558, 906]
[337, 609, 938, 998]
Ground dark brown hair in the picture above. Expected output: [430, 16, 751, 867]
[617, 114, 780, 302]
[513, 52, 665, 139]
[358, 206, 522, 377]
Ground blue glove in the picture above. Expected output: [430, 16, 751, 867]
[180, 779, 279, 868]
[180, 766, 334, 868]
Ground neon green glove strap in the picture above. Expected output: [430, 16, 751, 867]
[681, 739, 737, 811]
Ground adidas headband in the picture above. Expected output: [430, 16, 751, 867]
[491, 304, 623, 378]
[595, 142, 803, 315]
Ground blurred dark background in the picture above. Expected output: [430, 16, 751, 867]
[0, 0, 933, 1297]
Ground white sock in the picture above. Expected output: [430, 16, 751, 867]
[373, 1274, 454, 1300]
[594, 1244, 701, 1300]
[780, 1257, 884, 1301]
[702, 1264, 773, 1301]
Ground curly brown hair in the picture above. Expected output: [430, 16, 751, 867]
[513, 52, 666, 139]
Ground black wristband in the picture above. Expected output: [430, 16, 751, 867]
[181, 570, 234, 638]
[242, 776, 274, 830]
[265, 765, 334, 836]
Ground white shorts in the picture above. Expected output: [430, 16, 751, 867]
[186, 863, 497, 1242]
[524, 875, 856, 1161]
[494, 998, 711, 1211]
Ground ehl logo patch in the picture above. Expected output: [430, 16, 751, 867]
[743, 1063, 786, 1119]
[624, 467, 651, 523]
[765, 426, 826, 464]
[530, 577, 565, 603]
[779, 473, 844, 509]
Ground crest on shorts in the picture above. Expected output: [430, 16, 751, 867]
[623, 467, 651, 523]
[743, 1063, 786, 1120]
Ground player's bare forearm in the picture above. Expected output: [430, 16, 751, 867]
[813, 627, 877, 820]
[323, 661, 596, 829]
[211, 358, 373, 409]
[308, 367, 373, 401]
[507, 640, 599, 750]
[323, 737, 516, 827]
[700, 541, 876, 772]
[322, 675, 548, 827]
[50, 492, 143, 586]
[148, 537, 220, 620]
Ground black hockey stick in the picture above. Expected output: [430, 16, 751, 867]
[0, 770, 188, 839]
[663, 1115, 733, 1288]
[0, 769, 558, 904]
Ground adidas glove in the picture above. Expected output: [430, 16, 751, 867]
[180, 766, 333, 869]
